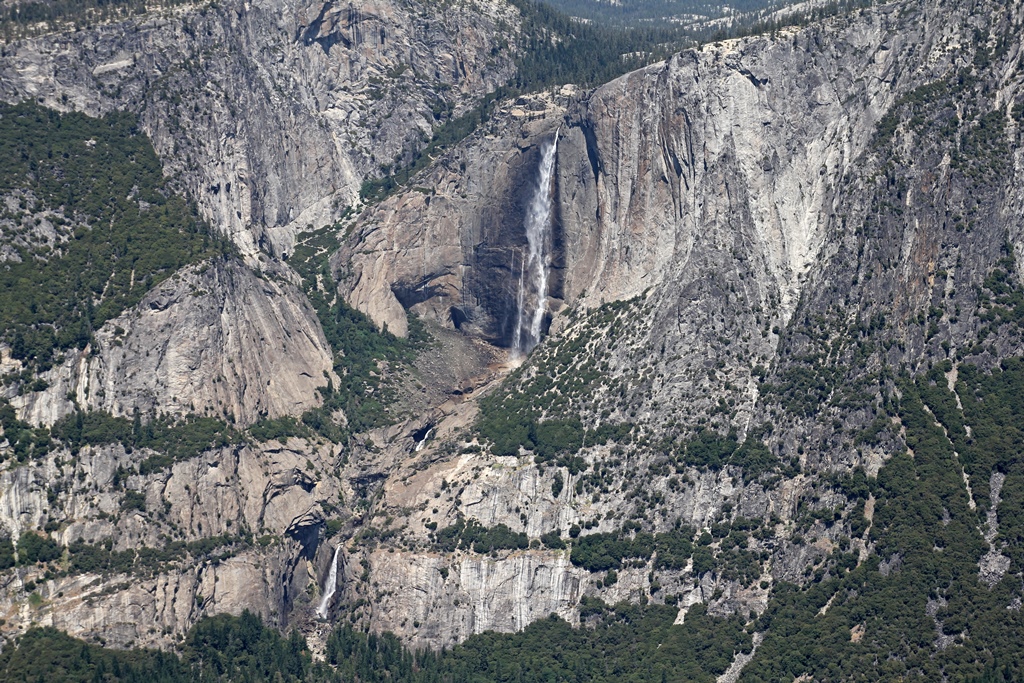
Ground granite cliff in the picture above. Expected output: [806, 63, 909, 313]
[1, 0, 1024, 677]
[0, 0, 517, 258]
[333, 0, 1024, 653]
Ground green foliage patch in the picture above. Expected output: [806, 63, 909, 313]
[0, 398, 53, 462]
[433, 518, 529, 554]
[0, 527, 248, 580]
[0, 611, 306, 682]
[569, 525, 694, 572]
[16, 531, 62, 564]
[475, 299, 644, 459]
[0, 102, 229, 376]
[0, 604, 752, 683]
[662, 428, 781, 483]
[360, 2, 688, 203]
[0, 0, 191, 39]
[248, 415, 313, 443]
[0, 398, 239, 475]
[288, 224, 431, 442]
[873, 33, 1013, 183]
[539, 0, 774, 27]
[974, 252, 1024, 342]
[51, 410, 239, 470]
[737, 361, 1024, 681]
[64, 535, 245, 578]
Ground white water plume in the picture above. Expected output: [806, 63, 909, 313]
[316, 545, 341, 619]
[513, 131, 559, 355]
[414, 427, 433, 452]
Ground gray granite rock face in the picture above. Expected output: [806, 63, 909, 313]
[0, 0, 518, 257]
[329, 0, 1024, 648]
[0, 436, 342, 647]
[10, 258, 335, 428]
[335, 89, 574, 341]
[2, 0, 1024, 655]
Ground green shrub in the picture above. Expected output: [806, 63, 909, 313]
[46, 410, 241, 473]
[121, 490, 146, 513]
[569, 528, 694, 572]
[17, 532, 61, 564]
[0, 537, 15, 569]
[249, 416, 311, 442]
[540, 531, 566, 550]
[433, 519, 529, 554]
[551, 471, 564, 498]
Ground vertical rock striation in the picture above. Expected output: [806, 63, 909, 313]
[11, 259, 336, 427]
[0, 0, 519, 256]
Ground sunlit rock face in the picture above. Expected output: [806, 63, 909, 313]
[0, 0, 519, 257]
[2, 0, 1024, 654]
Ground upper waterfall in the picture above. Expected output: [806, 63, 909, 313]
[513, 131, 559, 355]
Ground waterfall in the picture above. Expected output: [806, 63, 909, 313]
[316, 545, 341, 619]
[513, 255, 527, 352]
[513, 131, 559, 355]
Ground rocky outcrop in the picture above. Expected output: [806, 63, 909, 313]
[0, 545, 296, 649]
[2, 0, 1024, 658]
[354, 548, 584, 648]
[339, 0, 968, 355]
[0, 435, 343, 647]
[10, 258, 335, 427]
[0, 0, 519, 257]
[326, 0, 1024, 647]
[338, 0, 1024, 447]
[330, 437, 777, 648]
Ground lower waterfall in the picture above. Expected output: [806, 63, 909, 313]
[316, 545, 341, 619]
